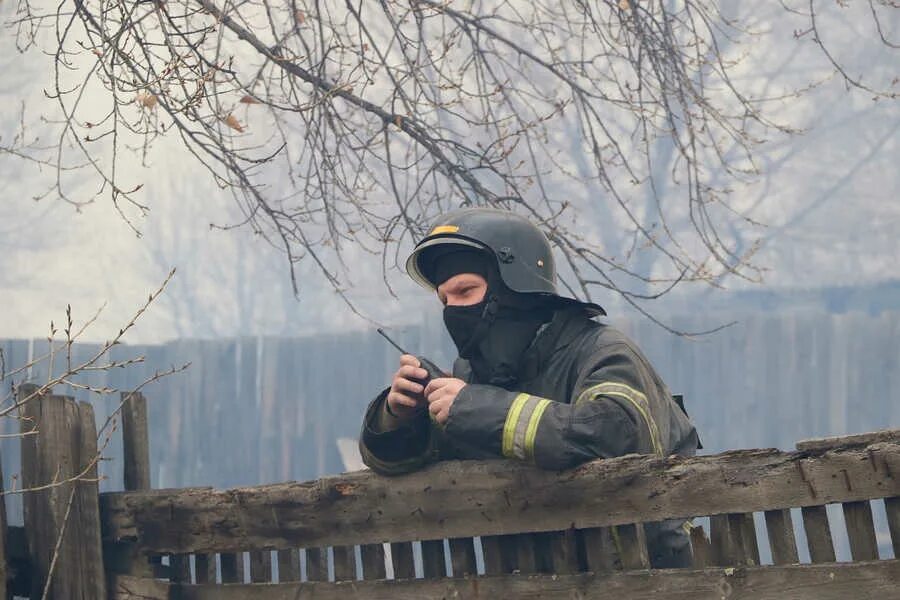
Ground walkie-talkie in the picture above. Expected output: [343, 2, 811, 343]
[376, 328, 448, 385]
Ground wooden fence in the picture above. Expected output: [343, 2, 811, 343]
[4, 387, 900, 599]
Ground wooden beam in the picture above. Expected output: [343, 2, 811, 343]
[99, 443, 900, 555]
[109, 559, 900, 600]
[796, 429, 900, 452]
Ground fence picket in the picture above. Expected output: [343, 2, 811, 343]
[801, 506, 836, 563]
[249, 550, 272, 582]
[580, 527, 618, 572]
[842, 501, 879, 561]
[421, 540, 444, 578]
[390, 542, 415, 579]
[764, 509, 799, 565]
[615, 523, 650, 570]
[305, 547, 328, 581]
[332, 545, 356, 581]
[448, 537, 477, 577]
[219, 552, 243, 583]
[359, 544, 386, 580]
[277, 549, 300, 582]
[194, 554, 216, 583]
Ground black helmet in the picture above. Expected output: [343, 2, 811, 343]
[406, 207, 605, 315]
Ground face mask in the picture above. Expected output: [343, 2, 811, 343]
[443, 296, 551, 387]
[443, 298, 492, 359]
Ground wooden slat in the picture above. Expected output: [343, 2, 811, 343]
[305, 548, 328, 581]
[249, 549, 272, 582]
[219, 552, 243, 583]
[689, 525, 712, 569]
[764, 509, 799, 565]
[110, 559, 900, 600]
[359, 544, 386, 580]
[886, 497, 900, 559]
[615, 524, 650, 570]
[710, 513, 759, 566]
[535, 530, 579, 574]
[194, 554, 216, 584]
[170, 555, 191, 583]
[99, 444, 900, 554]
[75, 401, 108, 598]
[580, 527, 618, 572]
[332, 546, 356, 581]
[448, 537, 477, 577]
[421, 540, 444, 578]
[801, 506, 836, 563]
[843, 501, 879, 561]
[736, 513, 761, 566]
[390, 542, 415, 580]
[479, 535, 502, 575]
[796, 428, 900, 452]
[514, 533, 538, 574]
[277, 549, 300, 582]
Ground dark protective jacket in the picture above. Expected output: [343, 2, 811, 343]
[359, 307, 700, 567]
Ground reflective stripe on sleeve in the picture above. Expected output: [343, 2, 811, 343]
[502, 394, 531, 459]
[503, 394, 552, 461]
[524, 398, 550, 462]
[576, 381, 664, 456]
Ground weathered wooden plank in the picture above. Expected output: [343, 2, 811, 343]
[359, 544, 386, 580]
[689, 525, 712, 569]
[796, 429, 900, 452]
[801, 505, 836, 563]
[121, 391, 151, 491]
[764, 509, 799, 565]
[448, 537, 477, 577]
[99, 444, 900, 554]
[535, 530, 579, 574]
[711, 513, 760, 567]
[481, 535, 506, 575]
[194, 554, 216, 583]
[514, 533, 538, 573]
[615, 523, 650, 570]
[305, 547, 328, 581]
[421, 539, 444, 578]
[75, 401, 108, 598]
[249, 549, 272, 582]
[389, 542, 415, 580]
[21, 390, 107, 599]
[277, 549, 300, 582]
[110, 559, 900, 600]
[170, 554, 192, 583]
[886, 497, 900, 559]
[332, 545, 355, 581]
[843, 501, 879, 561]
[220, 552, 243, 583]
[580, 527, 618, 572]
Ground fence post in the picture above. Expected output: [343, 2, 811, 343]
[20, 386, 107, 599]
[107, 392, 156, 581]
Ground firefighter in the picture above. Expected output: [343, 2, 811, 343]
[359, 207, 700, 567]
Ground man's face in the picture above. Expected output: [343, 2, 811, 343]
[437, 273, 488, 306]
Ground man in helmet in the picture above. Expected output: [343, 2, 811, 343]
[359, 207, 699, 567]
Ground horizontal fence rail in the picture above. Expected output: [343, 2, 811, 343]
[110, 560, 900, 600]
[101, 438, 900, 555]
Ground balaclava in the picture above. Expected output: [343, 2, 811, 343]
[430, 248, 554, 387]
